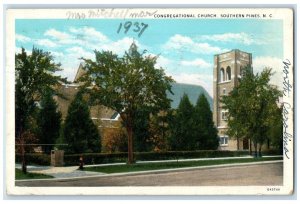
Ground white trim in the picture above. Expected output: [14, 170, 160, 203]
[218, 80, 231, 85]
[101, 118, 117, 121]
[240, 58, 250, 62]
[62, 83, 80, 88]
[218, 58, 231, 63]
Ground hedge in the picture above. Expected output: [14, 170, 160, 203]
[64, 152, 128, 166]
[16, 149, 281, 166]
[63, 150, 251, 166]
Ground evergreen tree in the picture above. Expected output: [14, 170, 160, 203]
[194, 94, 219, 150]
[169, 93, 196, 151]
[63, 92, 100, 154]
[37, 90, 62, 153]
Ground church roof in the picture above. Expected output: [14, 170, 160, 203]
[73, 63, 86, 83]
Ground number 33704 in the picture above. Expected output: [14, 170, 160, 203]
[117, 21, 149, 37]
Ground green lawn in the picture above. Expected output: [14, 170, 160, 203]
[15, 168, 54, 180]
[84, 156, 282, 174]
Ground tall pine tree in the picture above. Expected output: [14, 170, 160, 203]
[37, 90, 62, 153]
[194, 94, 219, 150]
[63, 92, 101, 154]
[169, 93, 197, 151]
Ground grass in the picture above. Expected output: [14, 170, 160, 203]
[84, 156, 282, 174]
[15, 168, 54, 180]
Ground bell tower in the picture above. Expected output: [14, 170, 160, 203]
[213, 49, 252, 150]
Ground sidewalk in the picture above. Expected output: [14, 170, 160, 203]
[15, 164, 106, 178]
[16, 155, 282, 179]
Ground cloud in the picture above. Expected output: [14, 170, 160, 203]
[155, 55, 172, 68]
[36, 39, 57, 48]
[69, 27, 109, 43]
[171, 73, 213, 96]
[45, 28, 72, 42]
[180, 59, 212, 69]
[44, 28, 85, 46]
[66, 46, 94, 59]
[43, 27, 142, 55]
[44, 27, 111, 50]
[164, 34, 226, 54]
[50, 51, 65, 60]
[16, 34, 31, 42]
[15, 47, 32, 55]
[198, 32, 262, 45]
[15, 47, 22, 54]
[253, 56, 283, 88]
[101, 37, 142, 55]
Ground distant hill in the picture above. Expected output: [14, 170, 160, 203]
[167, 83, 213, 110]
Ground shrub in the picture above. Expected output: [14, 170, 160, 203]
[64, 153, 128, 166]
[261, 149, 283, 155]
[64, 150, 250, 166]
[135, 150, 249, 161]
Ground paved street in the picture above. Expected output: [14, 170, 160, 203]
[16, 162, 283, 186]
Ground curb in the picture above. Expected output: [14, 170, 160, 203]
[76, 155, 283, 168]
[15, 160, 283, 182]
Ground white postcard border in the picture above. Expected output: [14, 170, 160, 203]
[5, 7, 294, 196]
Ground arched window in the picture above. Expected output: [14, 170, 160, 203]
[220, 68, 225, 82]
[226, 66, 231, 81]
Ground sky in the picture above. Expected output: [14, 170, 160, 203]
[15, 19, 283, 96]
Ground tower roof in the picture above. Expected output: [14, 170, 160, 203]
[214, 49, 252, 56]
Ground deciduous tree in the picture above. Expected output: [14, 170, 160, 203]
[15, 47, 66, 172]
[222, 65, 281, 156]
[79, 43, 174, 164]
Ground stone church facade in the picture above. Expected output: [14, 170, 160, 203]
[213, 49, 252, 151]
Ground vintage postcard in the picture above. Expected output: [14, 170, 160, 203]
[5, 8, 294, 195]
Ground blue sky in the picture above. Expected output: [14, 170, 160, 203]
[15, 19, 283, 96]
